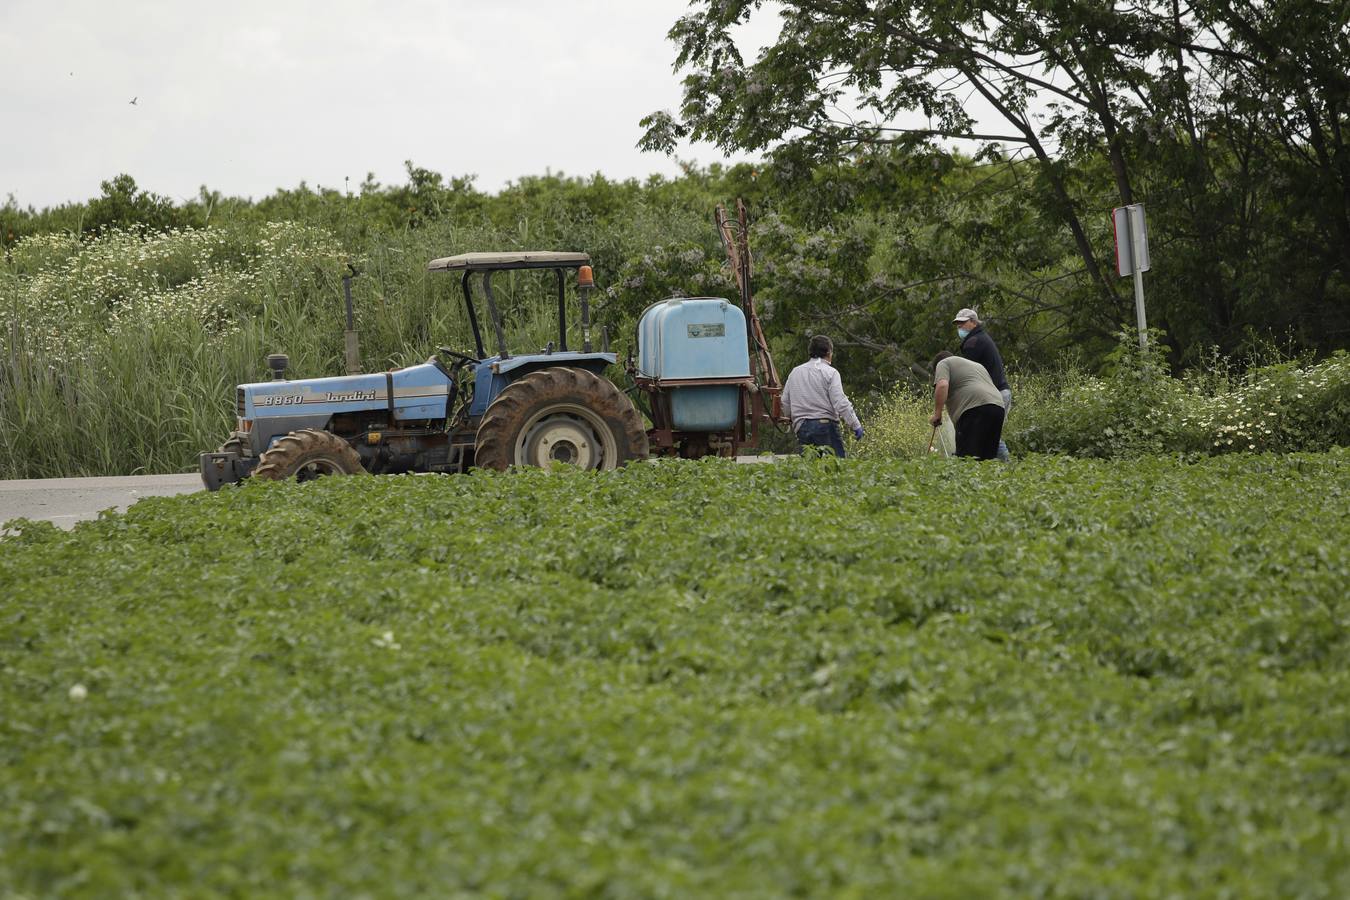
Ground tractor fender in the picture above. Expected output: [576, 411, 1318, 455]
[469, 352, 618, 416]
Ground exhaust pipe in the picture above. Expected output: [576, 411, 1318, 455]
[343, 264, 361, 375]
[266, 353, 289, 381]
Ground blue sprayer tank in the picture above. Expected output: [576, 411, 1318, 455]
[637, 297, 750, 431]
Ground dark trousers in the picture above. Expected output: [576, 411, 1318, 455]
[955, 404, 1005, 460]
[797, 419, 845, 458]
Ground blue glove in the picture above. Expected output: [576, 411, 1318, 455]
[853, 426, 865, 441]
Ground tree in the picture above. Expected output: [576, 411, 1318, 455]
[640, 2, 1143, 335]
[642, 0, 1350, 365]
[84, 174, 194, 233]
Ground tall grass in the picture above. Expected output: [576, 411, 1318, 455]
[6, 214, 1346, 477]
[849, 387, 948, 459]
[0, 188, 729, 479]
[0, 219, 611, 478]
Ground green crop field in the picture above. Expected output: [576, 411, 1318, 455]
[3, 454, 1348, 897]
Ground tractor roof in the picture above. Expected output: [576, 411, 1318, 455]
[426, 251, 591, 273]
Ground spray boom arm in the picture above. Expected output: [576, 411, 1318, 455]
[715, 200, 783, 420]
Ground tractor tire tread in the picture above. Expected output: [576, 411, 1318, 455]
[251, 428, 367, 482]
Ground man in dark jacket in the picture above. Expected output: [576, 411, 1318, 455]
[954, 308, 1010, 461]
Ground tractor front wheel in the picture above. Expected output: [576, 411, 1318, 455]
[475, 368, 648, 471]
[251, 429, 367, 483]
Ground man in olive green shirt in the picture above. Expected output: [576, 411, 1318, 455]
[929, 351, 1005, 459]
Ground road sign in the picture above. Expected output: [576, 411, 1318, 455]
[1112, 204, 1149, 276]
[1112, 204, 1150, 348]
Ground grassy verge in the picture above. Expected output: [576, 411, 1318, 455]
[854, 348, 1350, 462]
[2, 454, 1347, 896]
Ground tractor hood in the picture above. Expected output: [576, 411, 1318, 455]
[239, 363, 452, 423]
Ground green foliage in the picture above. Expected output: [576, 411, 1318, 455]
[855, 334, 1350, 460]
[82, 175, 199, 235]
[2, 455, 1348, 895]
[1011, 347, 1350, 458]
[746, 155, 1110, 391]
[849, 386, 938, 460]
[3, 144, 1347, 477]
[0, 224, 349, 477]
[604, 241, 734, 326]
[2, 176, 202, 248]
[0, 168, 749, 478]
[644, 0, 1350, 365]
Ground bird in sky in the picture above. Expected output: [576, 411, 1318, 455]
[129, 96, 138, 105]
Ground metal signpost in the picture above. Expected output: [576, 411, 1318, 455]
[1112, 203, 1150, 348]
[342, 264, 361, 375]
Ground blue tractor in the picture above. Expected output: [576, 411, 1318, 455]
[200, 251, 649, 488]
[202, 218, 784, 488]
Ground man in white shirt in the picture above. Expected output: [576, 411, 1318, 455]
[780, 335, 863, 457]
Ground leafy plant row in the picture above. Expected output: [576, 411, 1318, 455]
[2, 454, 1347, 896]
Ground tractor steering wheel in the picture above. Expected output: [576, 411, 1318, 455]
[437, 347, 481, 365]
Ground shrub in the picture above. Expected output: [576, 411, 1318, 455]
[859, 333, 1350, 459]
[1168, 353, 1350, 454]
[1010, 348, 1350, 458]
[1011, 336, 1185, 457]
[851, 386, 942, 459]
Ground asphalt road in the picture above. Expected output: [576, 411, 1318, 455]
[0, 474, 203, 530]
[0, 457, 786, 531]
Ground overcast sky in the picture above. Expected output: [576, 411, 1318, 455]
[1, 1, 781, 209]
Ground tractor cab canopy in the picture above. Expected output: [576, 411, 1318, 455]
[427, 251, 590, 272]
[427, 250, 596, 361]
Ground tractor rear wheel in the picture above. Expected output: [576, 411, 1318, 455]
[474, 367, 648, 471]
[251, 429, 367, 483]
